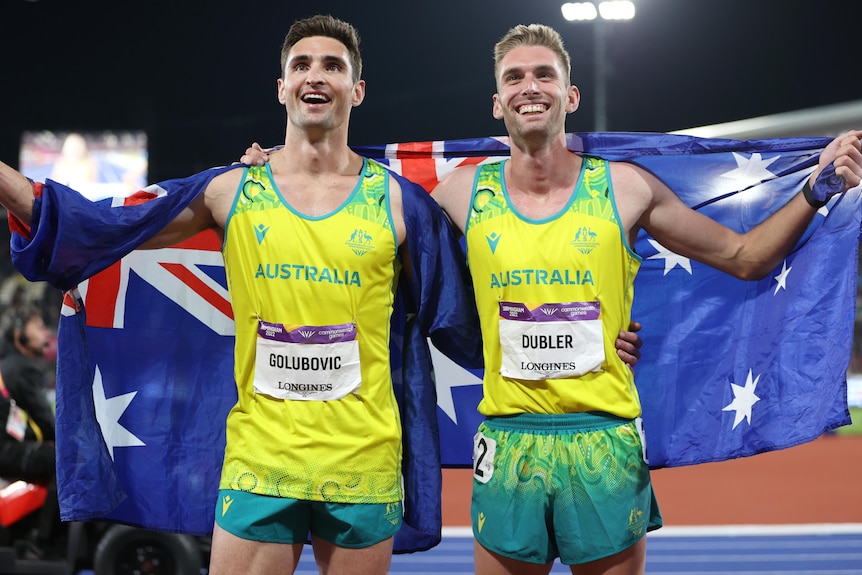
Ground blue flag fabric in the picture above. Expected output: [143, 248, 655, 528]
[11, 163, 482, 551]
[9, 132, 860, 545]
[360, 132, 859, 468]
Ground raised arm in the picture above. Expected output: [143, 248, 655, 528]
[0, 161, 37, 226]
[634, 130, 862, 281]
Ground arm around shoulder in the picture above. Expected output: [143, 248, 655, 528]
[430, 165, 478, 236]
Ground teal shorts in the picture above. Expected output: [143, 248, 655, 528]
[215, 490, 402, 548]
[471, 412, 662, 565]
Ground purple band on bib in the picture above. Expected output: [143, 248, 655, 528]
[258, 320, 357, 343]
[499, 301, 600, 322]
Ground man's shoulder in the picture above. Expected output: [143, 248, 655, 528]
[209, 164, 247, 182]
[432, 163, 483, 201]
[206, 165, 246, 193]
[605, 158, 650, 179]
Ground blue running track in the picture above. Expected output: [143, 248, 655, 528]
[291, 525, 862, 574]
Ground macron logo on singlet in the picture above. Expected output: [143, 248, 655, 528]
[255, 223, 270, 245]
[486, 232, 501, 254]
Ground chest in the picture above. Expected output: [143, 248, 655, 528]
[273, 175, 359, 217]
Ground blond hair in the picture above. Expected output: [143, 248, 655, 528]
[494, 24, 571, 83]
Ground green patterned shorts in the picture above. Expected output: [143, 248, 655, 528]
[215, 490, 402, 547]
[471, 412, 662, 565]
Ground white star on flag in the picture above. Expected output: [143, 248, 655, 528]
[92, 366, 145, 460]
[720, 152, 780, 186]
[773, 260, 792, 295]
[430, 344, 482, 424]
[646, 239, 692, 276]
[722, 369, 762, 430]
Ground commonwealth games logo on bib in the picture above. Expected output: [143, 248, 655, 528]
[345, 228, 377, 256]
[571, 226, 599, 254]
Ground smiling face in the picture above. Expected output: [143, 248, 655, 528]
[277, 35, 365, 134]
[492, 44, 580, 143]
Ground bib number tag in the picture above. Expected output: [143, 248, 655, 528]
[472, 431, 496, 484]
[253, 320, 361, 401]
[498, 301, 605, 380]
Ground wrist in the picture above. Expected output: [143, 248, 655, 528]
[802, 180, 827, 209]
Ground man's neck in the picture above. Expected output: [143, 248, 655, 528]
[268, 127, 365, 216]
[278, 125, 357, 176]
[506, 134, 580, 196]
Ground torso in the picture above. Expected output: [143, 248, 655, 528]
[218, 159, 404, 504]
[465, 156, 643, 418]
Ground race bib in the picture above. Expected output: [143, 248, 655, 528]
[253, 319, 361, 401]
[498, 301, 605, 380]
[472, 431, 496, 484]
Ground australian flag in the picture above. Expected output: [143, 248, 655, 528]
[9, 132, 861, 543]
[365, 132, 860, 468]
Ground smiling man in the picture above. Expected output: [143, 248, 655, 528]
[430, 23, 862, 575]
[142, 16, 478, 575]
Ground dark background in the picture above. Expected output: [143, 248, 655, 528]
[2, 0, 861, 182]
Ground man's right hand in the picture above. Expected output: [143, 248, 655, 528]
[616, 321, 643, 371]
[239, 142, 269, 166]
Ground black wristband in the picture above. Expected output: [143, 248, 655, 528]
[802, 180, 827, 209]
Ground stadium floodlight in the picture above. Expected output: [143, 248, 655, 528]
[560, 1, 636, 131]
[561, 1, 635, 22]
[598, 1, 636, 20]
[561, 2, 598, 21]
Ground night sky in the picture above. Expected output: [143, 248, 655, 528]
[2, 0, 861, 182]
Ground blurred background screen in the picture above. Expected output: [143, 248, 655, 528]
[19, 130, 147, 200]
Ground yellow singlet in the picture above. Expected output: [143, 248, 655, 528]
[219, 159, 402, 504]
[465, 156, 643, 418]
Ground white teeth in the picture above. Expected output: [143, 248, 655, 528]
[519, 104, 546, 114]
[302, 94, 328, 103]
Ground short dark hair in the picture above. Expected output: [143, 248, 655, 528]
[280, 14, 363, 83]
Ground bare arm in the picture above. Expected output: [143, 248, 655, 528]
[139, 169, 242, 249]
[628, 131, 862, 280]
[136, 192, 217, 249]
[0, 161, 37, 225]
[429, 165, 478, 236]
